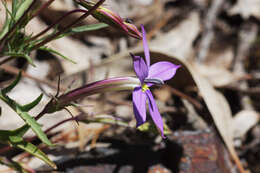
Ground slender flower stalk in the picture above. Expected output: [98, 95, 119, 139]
[41, 77, 140, 114]
[131, 25, 180, 137]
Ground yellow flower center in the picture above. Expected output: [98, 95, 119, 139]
[142, 84, 149, 92]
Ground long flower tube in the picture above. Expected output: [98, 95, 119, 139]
[41, 77, 140, 114]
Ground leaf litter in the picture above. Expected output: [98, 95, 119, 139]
[0, 0, 260, 172]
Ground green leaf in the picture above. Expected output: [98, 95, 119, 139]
[21, 94, 43, 112]
[1, 72, 22, 94]
[69, 23, 108, 34]
[15, 0, 34, 22]
[0, 130, 56, 169]
[0, 129, 24, 144]
[9, 134, 23, 143]
[0, 9, 11, 40]
[39, 47, 76, 64]
[12, 125, 30, 138]
[11, 0, 19, 15]
[15, 141, 57, 169]
[15, 108, 53, 146]
[4, 52, 35, 66]
[55, 23, 108, 39]
[137, 122, 172, 135]
[80, 115, 129, 127]
[0, 78, 52, 146]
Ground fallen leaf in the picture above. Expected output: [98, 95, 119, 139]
[150, 12, 200, 60]
[131, 50, 246, 173]
[233, 110, 259, 139]
[194, 63, 242, 87]
[229, 0, 260, 19]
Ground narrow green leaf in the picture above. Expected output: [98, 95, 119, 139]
[22, 54, 35, 66]
[12, 125, 30, 138]
[0, 91, 52, 146]
[1, 72, 22, 94]
[39, 47, 76, 64]
[15, 108, 53, 146]
[9, 134, 23, 143]
[15, 0, 34, 22]
[0, 130, 56, 169]
[55, 23, 108, 39]
[21, 94, 43, 112]
[15, 141, 57, 169]
[11, 0, 19, 15]
[0, 129, 23, 144]
[4, 52, 35, 66]
[70, 23, 108, 33]
[0, 13, 11, 40]
[80, 115, 129, 127]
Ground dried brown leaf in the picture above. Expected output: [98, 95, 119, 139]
[233, 110, 259, 139]
[229, 0, 260, 19]
[140, 50, 246, 173]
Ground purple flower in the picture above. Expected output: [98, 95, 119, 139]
[131, 25, 180, 137]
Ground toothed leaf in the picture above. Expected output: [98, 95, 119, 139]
[0, 130, 56, 169]
[15, 108, 53, 146]
[15, 141, 57, 169]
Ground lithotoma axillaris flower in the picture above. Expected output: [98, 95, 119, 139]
[131, 25, 180, 137]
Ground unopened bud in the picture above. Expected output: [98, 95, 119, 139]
[76, 0, 142, 39]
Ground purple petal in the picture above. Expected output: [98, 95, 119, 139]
[141, 24, 150, 67]
[132, 87, 147, 127]
[148, 61, 180, 82]
[130, 53, 148, 83]
[146, 89, 165, 138]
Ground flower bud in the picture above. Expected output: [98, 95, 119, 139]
[76, 0, 142, 39]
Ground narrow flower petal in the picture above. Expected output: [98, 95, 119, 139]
[148, 61, 180, 82]
[130, 53, 148, 83]
[146, 89, 165, 138]
[141, 24, 150, 67]
[133, 87, 147, 127]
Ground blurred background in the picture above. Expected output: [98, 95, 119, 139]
[0, 0, 259, 172]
